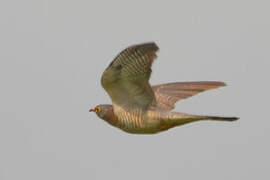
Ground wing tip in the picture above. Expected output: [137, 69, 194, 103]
[137, 42, 159, 51]
[201, 81, 227, 88]
[203, 81, 226, 87]
[214, 81, 226, 88]
[219, 82, 227, 87]
[108, 42, 159, 68]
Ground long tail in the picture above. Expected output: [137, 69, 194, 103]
[202, 116, 239, 121]
[162, 112, 239, 127]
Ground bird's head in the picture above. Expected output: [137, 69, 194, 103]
[89, 104, 113, 120]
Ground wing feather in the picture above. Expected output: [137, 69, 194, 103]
[101, 42, 159, 109]
[153, 81, 226, 110]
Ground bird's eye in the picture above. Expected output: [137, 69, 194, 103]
[96, 106, 101, 112]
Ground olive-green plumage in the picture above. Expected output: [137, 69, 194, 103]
[90, 42, 238, 134]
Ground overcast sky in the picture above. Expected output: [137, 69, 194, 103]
[0, 0, 269, 179]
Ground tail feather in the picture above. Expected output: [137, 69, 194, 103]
[168, 112, 239, 122]
[203, 116, 239, 121]
[162, 112, 239, 128]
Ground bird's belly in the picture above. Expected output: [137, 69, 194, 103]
[113, 104, 165, 134]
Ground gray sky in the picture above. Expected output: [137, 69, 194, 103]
[0, 0, 269, 179]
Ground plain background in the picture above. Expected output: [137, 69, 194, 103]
[0, 0, 269, 179]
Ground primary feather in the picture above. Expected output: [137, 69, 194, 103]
[101, 42, 159, 109]
[153, 81, 226, 110]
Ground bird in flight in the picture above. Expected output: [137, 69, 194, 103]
[90, 42, 238, 134]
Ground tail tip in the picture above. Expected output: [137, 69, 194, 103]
[207, 116, 240, 121]
[227, 117, 239, 121]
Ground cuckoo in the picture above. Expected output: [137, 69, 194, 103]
[89, 42, 238, 134]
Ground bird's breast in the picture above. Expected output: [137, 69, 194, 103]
[113, 104, 146, 130]
[112, 104, 165, 134]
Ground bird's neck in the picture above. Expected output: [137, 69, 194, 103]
[103, 106, 118, 126]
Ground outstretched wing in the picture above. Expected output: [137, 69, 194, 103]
[101, 42, 159, 109]
[153, 81, 226, 110]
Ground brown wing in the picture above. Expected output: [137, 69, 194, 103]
[101, 42, 159, 109]
[152, 81, 226, 110]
